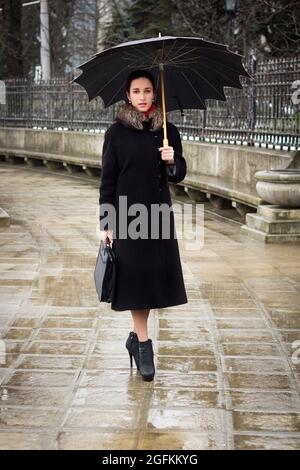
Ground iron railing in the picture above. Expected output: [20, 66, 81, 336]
[0, 55, 299, 150]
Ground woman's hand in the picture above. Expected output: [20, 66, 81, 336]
[100, 229, 113, 246]
[159, 146, 175, 165]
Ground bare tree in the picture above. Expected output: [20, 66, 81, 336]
[171, 0, 300, 58]
[0, 0, 23, 78]
[96, 0, 113, 51]
[65, 0, 98, 74]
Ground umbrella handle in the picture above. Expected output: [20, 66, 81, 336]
[160, 68, 169, 147]
[159, 48, 168, 148]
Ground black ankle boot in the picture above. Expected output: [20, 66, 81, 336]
[138, 339, 155, 381]
[125, 331, 139, 370]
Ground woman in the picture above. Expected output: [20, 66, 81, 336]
[99, 69, 188, 381]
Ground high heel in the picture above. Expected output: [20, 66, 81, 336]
[128, 351, 133, 368]
[125, 331, 139, 370]
[138, 339, 155, 381]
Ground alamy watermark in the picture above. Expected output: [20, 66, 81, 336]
[0, 340, 6, 365]
[0, 80, 6, 105]
[292, 340, 300, 365]
[97, 197, 205, 250]
[291, 80, 300, 105]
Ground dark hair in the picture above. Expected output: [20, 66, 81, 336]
[125, 69, 156, 95]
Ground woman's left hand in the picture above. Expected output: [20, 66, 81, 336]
[159, 146, 175, 165]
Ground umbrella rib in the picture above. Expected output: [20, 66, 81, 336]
[180, 70, 205, 107]
[84, 44, 157, 70]
[188, 66, 226, 99]
[123, 56, 160, 69]
[164, 42, 196, 63]
[122, 42, 201, 68]
[106, 79, 128, 107]
[123, 51, 157, 63]
[122, 42, 195, 68]
[93, 62, 138, 97]
[122, 46, 160, 66]
[195, 53, 249, 77]
[192, 59, 244, 86]
[166, 56, 205, 67]
[169, 46, 247, 75]
[131, 49, 161, 70]
[165, 47, 202, 66]
[148, 50, 161, 69]
[163, 38, 179, 62]
[126, 49, 202, 69]
[164, 43, 196, 63]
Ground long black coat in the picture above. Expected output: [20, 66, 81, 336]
[99, 103, 188, 311]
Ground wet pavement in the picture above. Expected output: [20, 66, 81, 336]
[0, 163, 300, 450]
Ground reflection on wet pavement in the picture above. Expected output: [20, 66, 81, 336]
[0, 164, 300, 450]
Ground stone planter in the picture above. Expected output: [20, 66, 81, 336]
[242, 168, 300, 243]
[255, 169, 300, 208]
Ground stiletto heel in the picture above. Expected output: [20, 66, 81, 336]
[125, 331, 140, 370]
[128, 351, 133, 368]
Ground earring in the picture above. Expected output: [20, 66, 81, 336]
[129, 100, 132, 103]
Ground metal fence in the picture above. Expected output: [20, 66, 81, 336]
[0, 55, 299, 151]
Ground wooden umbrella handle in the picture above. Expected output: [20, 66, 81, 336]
[159, 47, 169, 147]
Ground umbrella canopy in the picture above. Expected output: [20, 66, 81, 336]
[72, 35, 251, 113]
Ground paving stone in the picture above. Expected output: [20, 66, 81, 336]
[1, 164, 300, 450]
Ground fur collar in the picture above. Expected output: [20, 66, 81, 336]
[115, 102, 163, 132]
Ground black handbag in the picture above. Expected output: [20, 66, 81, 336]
[94, 240, 117, 303]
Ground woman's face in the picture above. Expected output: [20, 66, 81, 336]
[126, 77, 156, 112]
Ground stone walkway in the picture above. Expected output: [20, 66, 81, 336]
[0, 163, 300, 450]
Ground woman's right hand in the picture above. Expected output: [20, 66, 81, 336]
[100, 229, 113, 246]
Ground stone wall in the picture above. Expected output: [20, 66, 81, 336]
[0, 127, 294, 186]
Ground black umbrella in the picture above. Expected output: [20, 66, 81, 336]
[72, 34, 250, 147]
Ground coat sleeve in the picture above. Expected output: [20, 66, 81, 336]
[166, 163, 177, 177]
[167, 125, 187, 184]
[99, 126, 119, 231]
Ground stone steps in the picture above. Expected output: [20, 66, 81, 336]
[242, 204, 300, 243]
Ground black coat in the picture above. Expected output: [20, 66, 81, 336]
[99, 103, 188, 311]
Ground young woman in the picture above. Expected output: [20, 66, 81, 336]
[99, 69, 188, 381]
